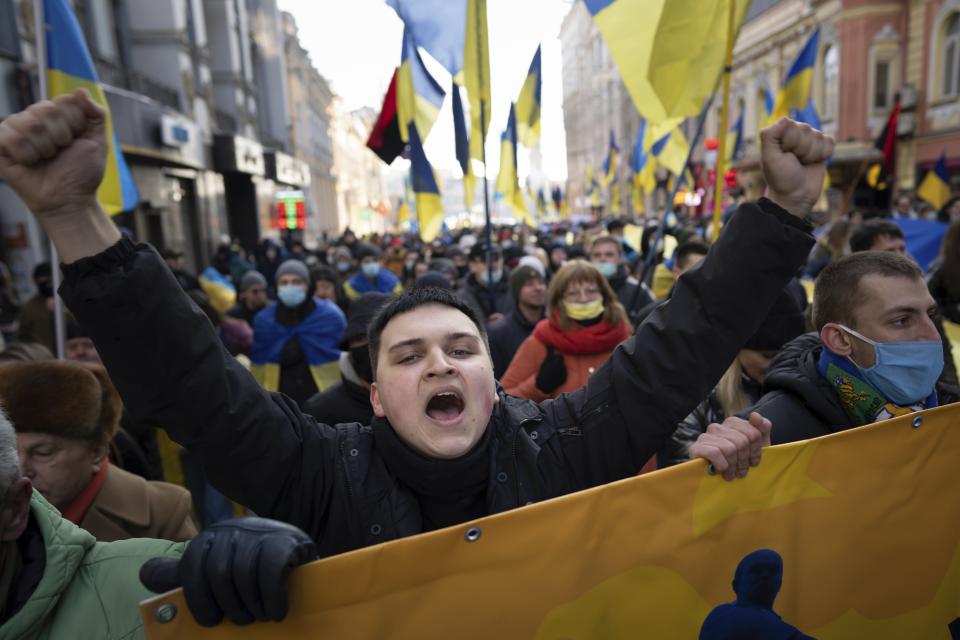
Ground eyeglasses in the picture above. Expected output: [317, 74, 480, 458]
[563, 286, 601, 301]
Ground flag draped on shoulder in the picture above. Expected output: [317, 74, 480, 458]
[515, 45, 542, 148]
[464, 0, 491, 161]
[584, 0, 748, 125]
[452, 81, 476, 211]
[397, 28, 445, 144]
[366, 69, 405, 164]
[495, 103, 535, 225]
[602, 130, 619, 186]
[44, 0, 139, 215]
[408, 125, 444, 242]
[771, 28, 820, 122]
[917, 153, 952, 211]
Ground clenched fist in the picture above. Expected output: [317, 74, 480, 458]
[0, 88, 108, 218]
[760, 118, 834, 218]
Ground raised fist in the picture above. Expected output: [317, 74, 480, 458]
[760, 118, 834, 218]
[0, 88, 108, 218]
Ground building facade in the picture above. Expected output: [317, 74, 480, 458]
[281, 10, 339, 237]
[332, 104, 391, 236]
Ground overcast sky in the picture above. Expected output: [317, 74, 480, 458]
[276, 0, 573, 182]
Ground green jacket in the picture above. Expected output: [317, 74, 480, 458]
[0, 492, 184, 640]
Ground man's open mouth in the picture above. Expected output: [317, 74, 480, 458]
[425, 390, 465, 422]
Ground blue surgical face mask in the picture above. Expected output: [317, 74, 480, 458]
[277, 284, 307, 308]
[477, 268, 502, 286]
[592, 261, 617, 279]
[362, 262, 380, 278]
[839, 325, 943, 405]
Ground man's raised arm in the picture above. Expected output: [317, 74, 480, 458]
[0, 89, 337, 533]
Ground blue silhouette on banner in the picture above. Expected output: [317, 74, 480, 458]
[700, 549, 815, 640]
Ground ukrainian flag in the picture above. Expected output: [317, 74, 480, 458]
[198, 267, 236, 314]
[397, 28, 446, 144]
[918, 153, 952, 211]
[725, 111, 744, 164]
[44, 0, 139, 215]
[632, 120, 657, 204]
[464, 0, 490, 162]
[452, 81, 476, 211]
[586, 165, 601, 208]
[515, 45, 542, 148]
[648, 124, 690, 178]
[791, 99, 822, 129]
[602, 130, 619, 186]
[584, 0, 748, 125]
[408, 124, 444, 242]
[495, 104, 535, 225]
[386, 0, 465, 77]
[771, 28, 820, 122]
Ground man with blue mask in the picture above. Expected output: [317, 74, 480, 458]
[747, 251, 959, 444]
[459, 243, 515, 324]
[344, 243, 403, 300]
[589, 235, 653, 326]
[250, 259, 345, 407]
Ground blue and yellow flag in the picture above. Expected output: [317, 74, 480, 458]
[648, 124, 690, 178]
[601, 130, 619, 186]
[792, 99, 822, 129]
[464, 0, 490, 162]
[918, 153, 952, 211]
[515, 45, 542, 148]
[452, 81, 476, 212]
[584, 0, 748, 126]
[632, 120, 657, 195]
[772, 28, 820, 121]
[494, 103, 535, 225]
[585, 165, 601, 208]
[408, 124, 444, 243]
[396, 28, 445, 144]
[44, 0, 138, 215]
[386, 0, 465, 77]
[142, 406, 960, 639]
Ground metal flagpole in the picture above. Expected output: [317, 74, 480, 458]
[475, 1, 494, 313]
[32, 0, 66, 359]
[711, 0, 737, 242]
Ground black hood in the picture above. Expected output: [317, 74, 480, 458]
[762, 332, 849, 426]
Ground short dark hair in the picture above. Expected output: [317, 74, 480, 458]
[367, 286, 490, 378]
[812, 252, 923, 330]
[606, 219, 625, 233]
[849, 219, 905, 253]
[673, 240, 710, 271]
[590, 236, 622, 256]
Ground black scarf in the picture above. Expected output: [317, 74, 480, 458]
[372, 416, 491, 530]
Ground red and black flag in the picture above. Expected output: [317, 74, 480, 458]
[366, 69, 405, 164]
[874, 96, 900, 177]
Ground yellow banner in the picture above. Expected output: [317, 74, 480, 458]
[142, 405, 960, 639]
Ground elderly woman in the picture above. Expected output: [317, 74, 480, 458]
[0, 360, 196, 542]
[502, 260, 631, 401]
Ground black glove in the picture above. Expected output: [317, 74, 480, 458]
[140, 517, 318, 627]
[535, 347, 567, 393]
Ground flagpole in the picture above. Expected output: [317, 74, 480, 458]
[711, 0, 736, 243]
[474, 0, 494, 311]
[639, 93, 716, 286]
[32, 0, 65, 359]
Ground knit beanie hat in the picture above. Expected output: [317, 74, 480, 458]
[357, 243, 382, 261]
[238, 270, 267, 293]
[0, 361, 121, 446]
[340, 293, 391, 349]
[414, 271, 454, 291]
[275, 259, 309, 284]
[744, 288, 806, 351]
[510, 265, 542, 303]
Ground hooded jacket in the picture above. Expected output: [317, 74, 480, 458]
[60, 199, 813, 560]
[0, 491, 183, 640]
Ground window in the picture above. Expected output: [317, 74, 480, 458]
[0, 0, 18, 59]
[874, 59, 890, 110]
[822, 45, 838, 120]
[945, 13, 960, 98]
[87, 0, 119, 61]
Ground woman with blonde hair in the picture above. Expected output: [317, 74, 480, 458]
[502, 260, 631, 401]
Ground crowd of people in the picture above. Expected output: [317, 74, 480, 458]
[0, 89, 955, 635]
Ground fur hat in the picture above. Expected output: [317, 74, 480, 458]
[0, 361, 121, 446]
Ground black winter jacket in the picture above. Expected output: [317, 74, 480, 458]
[747, 332, 960, 445]
[61, 199, 813, 559]
[458, 274, 515, 321]
[488, 308, 541, 379]
[608, 266, 654, 327]
[302, 354, 374, 426]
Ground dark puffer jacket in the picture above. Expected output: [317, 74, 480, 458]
[60, 199, 813, 559]
[747, 332, 960, 445]
[303, 353, 374, 426]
